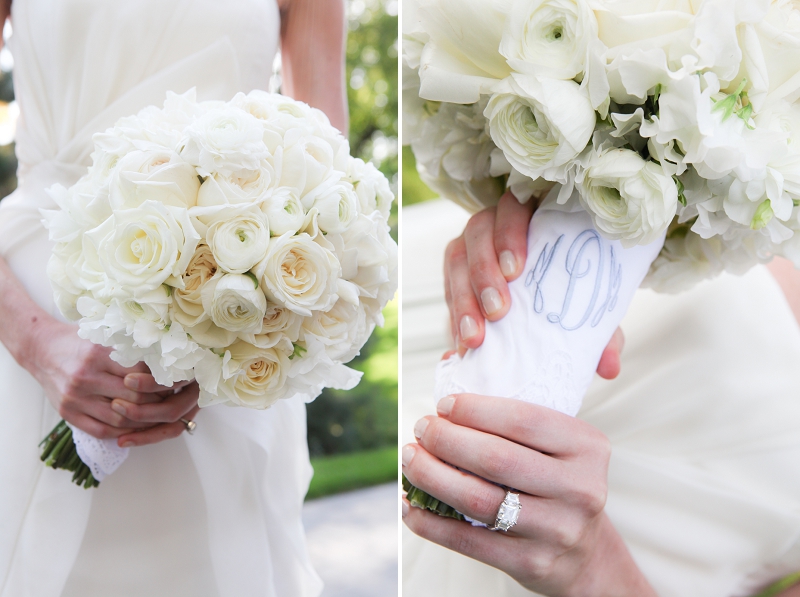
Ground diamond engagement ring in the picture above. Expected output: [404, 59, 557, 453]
[180, 418, 196, 435]
[489, 490, 521, 532]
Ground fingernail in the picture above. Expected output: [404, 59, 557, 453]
[402, 499, 410, 518]
[120, 441, 135, 448]
[437, 395, 455, 417]
[111, 402, 127, 417]
[413, 418, 429, 440]
[499, 250, 517, 278]
[481, 287, 503, 316]
[402, 444, 416, 467]
[124, 375, 139, 390]
[459, 315, 478, 341]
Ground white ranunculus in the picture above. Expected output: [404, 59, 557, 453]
[261, 187, 307, 236]
[500, 0, 597, 81]
[255, 232, 341, 317]
[196, 163, 275, 207]
[88, 200, 200, 294]
[302, 177, 359, 234]
[196, 341, 291, 409]
[347, 158, 395, 219]
[109, 150, 201, 210]
[580, 148, 678, 247]
[203, 204, 270, 274]
[485, 75, 594, 182]
[182, 106, 269, 177]
[172, 244, 218, 328]
[202, 272, 267, 334]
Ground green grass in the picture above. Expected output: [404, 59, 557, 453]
[306, 446, 398, 500]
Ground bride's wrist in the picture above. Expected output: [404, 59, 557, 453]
[566, 514, 657, 597]
[15, 313, 59, 375]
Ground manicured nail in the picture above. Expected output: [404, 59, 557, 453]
[111, 402, 127, 417]
[414, 418, 429, 440]
[459, 315, 478, 341]
[124, 375, 139, 391]
[402, 444, 416, 467]
[437, 395, 455, 417]
[120, 441, 135, 448]
[481, 287, 503, 316]
[499, 250, 517, 278]
[402, 499, 409, 518]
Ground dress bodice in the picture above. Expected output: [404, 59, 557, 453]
[0, 0, 280, 255]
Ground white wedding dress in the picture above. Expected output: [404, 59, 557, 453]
[402, 200, 800, 597]
[0, 2, 323, 596]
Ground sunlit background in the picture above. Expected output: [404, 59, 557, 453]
[0, 1, 399, 501]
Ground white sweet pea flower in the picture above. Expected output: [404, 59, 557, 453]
[88, 200, 200, 294]
[196, 341, 291, 409]
[261, 187, 306, 235]
[485, 75, 594, 182]
[579, 148, 678, 247]
[255, 232, 341, 317]
[500, 0, 596, 81]
[182, 106, 269, 177]
[203, 204, 271, 274]
[202, 272, 267, 334]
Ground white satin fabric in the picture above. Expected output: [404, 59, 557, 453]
[0, 2, 323, 596]
[402, 200, 800, 597]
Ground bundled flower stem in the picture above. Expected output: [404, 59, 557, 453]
[39, 421, 100, 489]
[403, 475, 463, 521]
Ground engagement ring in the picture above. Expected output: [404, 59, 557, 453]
[489, 490, 521, 532]
[180, 418, 196, 435]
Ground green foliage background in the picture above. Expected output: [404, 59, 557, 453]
[0, 1, 399, 460]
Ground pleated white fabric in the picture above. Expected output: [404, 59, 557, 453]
[402, 200, 800, 597]
[0, 2, 323, 596]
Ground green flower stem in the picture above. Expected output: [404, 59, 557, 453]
[39, 420, 100, 489]
[403, 475, 464, 521]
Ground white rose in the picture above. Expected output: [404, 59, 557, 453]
[172, 244, 218, 328]
[261, 187, 306, 235]
[255, 232, 341, 317]
[202, 272, 267, 334]
[239, 303, 303, 350]
[196, 341, 291, 409]
[203, 204, 271, 274]
[485, 75, 595, 182]
[579, 147, 678, 247]
[88, 200, 200, 293]
[302, 177, 359, 234]
[301, 300, 369, 362]
[196, 163, 275, 207]
[278, 135, 336, 197]
[499, 0, 597, 81]
[109, 150, 201, 210]
[182, 106, 269, 177]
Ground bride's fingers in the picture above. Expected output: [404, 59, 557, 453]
[78, 396, 157, 430]
[117, 404, 200, 448]
[436, 393, 611, 461]
[123, 372, 192, 395]
[464, 208, 512, 323]
[102, 355, 150, 378]
[109, 382, 199, 424]
[493, 191, 535, 282]
[413, 416, 564, 498]
[445, 235, 485, 349]
[403, 498, 522, 571]
[69, 413, 136, 440]
[596, 327, 624, 380]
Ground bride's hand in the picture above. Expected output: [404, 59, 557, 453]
[28, 319, 177, 440]
[402, 393, 657, 597]
[444, 191, 624, 379]
[111, 379, 200, 448]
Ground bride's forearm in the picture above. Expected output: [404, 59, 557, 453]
[0, 254, 54, 370]
[278, 0, 348, 133]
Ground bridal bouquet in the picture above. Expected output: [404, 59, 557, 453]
[40, 89, 397, 488]
[403, 0, 800, 517]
